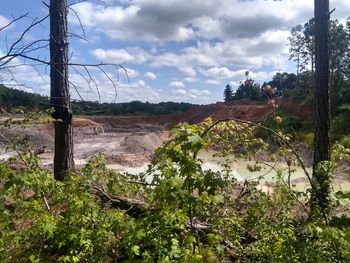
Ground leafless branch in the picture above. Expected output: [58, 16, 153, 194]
[0, 5, 126, 105]
[68, 0, 88, 7]
[0, 13, 29, 32]
[0, 15, 49, 66]
[67, 6, 86, 39]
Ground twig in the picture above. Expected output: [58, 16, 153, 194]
[42, 193, 50, 210]
[0, 13, 29, 32]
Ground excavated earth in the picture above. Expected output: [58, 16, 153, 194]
[0, 101, 275, 167]
[1, 100, 348, 188]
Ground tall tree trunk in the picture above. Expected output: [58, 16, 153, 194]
[312, 0, 330, 213]
[50, 0, 74, 180]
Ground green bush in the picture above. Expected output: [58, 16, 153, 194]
[1, 120, 350, 262]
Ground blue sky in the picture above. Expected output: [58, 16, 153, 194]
[1, 0, 349, 104]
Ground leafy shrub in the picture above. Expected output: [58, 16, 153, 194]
[1, 119, 350, 262]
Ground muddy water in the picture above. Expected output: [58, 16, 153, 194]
[1, 147, 348, 191]
[107, 151, 350, 192]
[0, 122, 347, 191]
[106, 150, 311, 186]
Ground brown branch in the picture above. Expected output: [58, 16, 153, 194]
[68, 6, 86, 39]
[91, 184, 149, 218]
[0, 14, 49, 67]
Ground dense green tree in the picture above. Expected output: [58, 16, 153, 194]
[288, 16, 350, 137]
[289, 18, 348, 77]
[288, 25, 304, 75]
[223, 84, 233, 102]
[329, 20, 348, 90]
[263, 72, 297, 96]
[234, 78, 264, 101]
[288, 20, 315, 74]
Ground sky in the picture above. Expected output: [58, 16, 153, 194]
[0, 0, 350, 104]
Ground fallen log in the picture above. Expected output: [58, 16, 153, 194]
[91, 183, 210, 233]
[91, 184, 149, 218]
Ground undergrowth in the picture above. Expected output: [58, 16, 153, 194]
[1, 117, 350, 262]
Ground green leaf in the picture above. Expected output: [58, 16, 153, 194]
[131, 245, 140, 256]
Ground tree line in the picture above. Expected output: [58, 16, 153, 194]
[0, 84, 193, 116]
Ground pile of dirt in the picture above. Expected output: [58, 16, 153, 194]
[73, 118, 100, 127]
[120, 132, 163, 158]
[0, 101, 280, 167]
[0, 126, 54, 151]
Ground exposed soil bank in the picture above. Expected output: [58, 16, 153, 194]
[0, 101, 348, 189]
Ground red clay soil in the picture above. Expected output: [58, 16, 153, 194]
[38, 99, 312, 132]
[83, 100, 276, 128]
[36, 118, 101, 137]
[276, 97, 313, 121]
[179, 101, 274, 124]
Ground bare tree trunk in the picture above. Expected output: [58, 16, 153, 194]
[50, 0, 74, 180]
[312, 0, 330, 213]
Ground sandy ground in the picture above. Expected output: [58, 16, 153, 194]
[0, 117, 165, 168]
[0, 115, 349, 191]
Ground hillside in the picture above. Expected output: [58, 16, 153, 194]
[0, 84, 312, 125]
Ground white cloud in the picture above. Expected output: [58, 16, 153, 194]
[70, 72, 160, 102]
[69, 0, 335, 43]
[144, 71, 157, 79]
[125, 68, 139, 78]
[169, 80, 186, 88]
[0, 56, 50, 95]
[0, 15, 10, 29]
[190, 89, 211, 96]
[152, 50, 217, 69]
[184, 77, 200, 83]
[170, 87, 212, 103]
[205, 79, 221, 85]
[179, 66, 197, 77]
[91, 47, 151, 64]
[203, 67, 236, 79]
[150, 29, 290, 77]
[70, 1, 198, 41]
[172, 88, 187, 95]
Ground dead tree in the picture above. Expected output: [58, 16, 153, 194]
[50, 0, 74, 180]
[312, 0, 331, 213]
[0, 3, 126, 180]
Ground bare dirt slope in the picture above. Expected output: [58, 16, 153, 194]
[84, 100, 275, 127]
[0, 101, 276, 167]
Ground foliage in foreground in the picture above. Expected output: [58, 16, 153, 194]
[1, 119, 350, 262]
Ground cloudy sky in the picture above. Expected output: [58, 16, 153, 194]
[1, 0, 349, 104]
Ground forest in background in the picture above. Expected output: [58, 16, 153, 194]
[0, 84, 193, 116]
